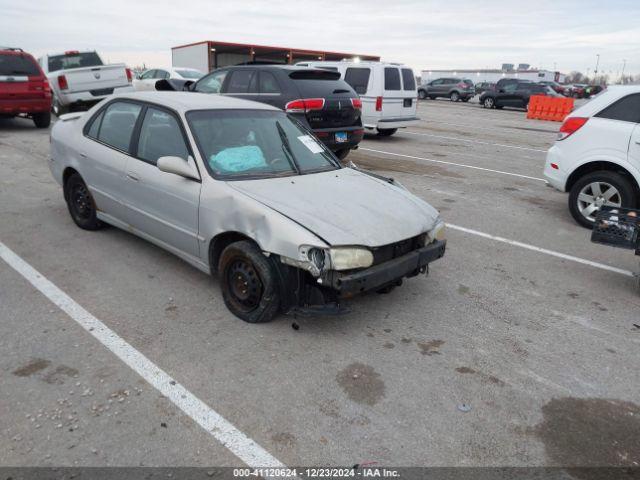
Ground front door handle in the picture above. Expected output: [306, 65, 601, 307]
[635, 140, 640, 145]
[126, 172, 139, 182]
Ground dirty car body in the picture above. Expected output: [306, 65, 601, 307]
[49, 91, 446, 322]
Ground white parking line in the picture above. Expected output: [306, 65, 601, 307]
[358, 147, 546, 182]
[0, 241, 284, 469]
[447, 224, 635, 277]
[402, 130, 548, 153]
[428, 120, 557, 135]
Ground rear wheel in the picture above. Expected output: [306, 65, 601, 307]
[483, 97, 495, 109]
[52, 95, 68, 117]
[33, 112, 51, 128]
[568, 171, 636, 228]
[218, 241, 281, 323]
[377, 128, 398, 137]
[450, 91, 460, 102]
[64, 173, 104, 230]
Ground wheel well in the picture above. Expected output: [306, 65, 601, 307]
[566, 161, 640, 199]
[208, 232, 255, 274]
[62, 167, 79, 200]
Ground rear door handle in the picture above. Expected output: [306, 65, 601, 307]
[635, 141, 640, 145]
[79, 152, 87, 158]
[126, 172, 139, 182]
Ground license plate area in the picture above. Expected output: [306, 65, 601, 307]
[335, 132, 348, 143]
[404, 98, 413, 107]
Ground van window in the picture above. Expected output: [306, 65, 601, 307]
[384, 68, 401, 91]
[97, 102, 142, 153]
[595, 94, 640, 123]
[344, 68, 371, 95]
[401, 68, 416, 91]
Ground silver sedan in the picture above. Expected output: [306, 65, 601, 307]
[49, 91, 446, 322]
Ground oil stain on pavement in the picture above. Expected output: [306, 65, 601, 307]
[336, 363, 385, 406]
[417, 339, 445, 356]
[536, 397, 640, 472]
[12, 358, 51, 377]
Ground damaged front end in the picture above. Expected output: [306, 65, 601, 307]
[274, 220, 447, 315]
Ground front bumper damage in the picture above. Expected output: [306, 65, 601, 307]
[276, 240, 446, 315]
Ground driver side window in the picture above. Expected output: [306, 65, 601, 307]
[141, 70, 157, 80]
[136, 107, 189, 165]
[196, 70, 228, 94]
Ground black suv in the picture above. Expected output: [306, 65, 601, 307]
[418, 78, 475, 102]
[192, 65, 363, 159]
[479, 80, 558, 110]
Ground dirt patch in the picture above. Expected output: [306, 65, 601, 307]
[455, 366, 506, 387]
[521, 196, 548, 207]
[383, 342, 395, 349]
[442, 198, 456, 203]
[271, 432, 296, 448]
[536, 397, 640, 470]
[43, 365, 79, 384]
[350, 153, 465, 179]
[458, 284, 470, 295]
[13, 358, 51, 377]
[417, 339, 444, 356]
[336, 363, 385, 406]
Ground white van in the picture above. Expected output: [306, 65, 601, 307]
[296, 61, 419, 136]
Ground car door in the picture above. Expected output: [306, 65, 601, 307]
[514, 83, 531, 108]
[82, 100, 142, 221]
[122, 105, 202, 258]
[497, 82, 519, 107]
[430, 79, 444, 96]
[382, 67, 403, 117]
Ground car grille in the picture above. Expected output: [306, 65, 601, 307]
[90, 88, 114, 96]
[370, 234, 427, 266]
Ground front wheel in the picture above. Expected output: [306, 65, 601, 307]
[64, 173, 104, 230]
[377, 128, 398, 137]
[218, 241, 281, 323]
[568, 171, 636, 228]
[33, 112, 51, 128]
[483, 97, 495, 109]
[418, 89, 427, 100]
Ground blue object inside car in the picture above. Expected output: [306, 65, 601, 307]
[210, 146, 267, 173]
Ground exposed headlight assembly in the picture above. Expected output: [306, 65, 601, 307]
[328, 247, 374, 271]
[283, 245, 374, 276]
[427, 219, 446, 243]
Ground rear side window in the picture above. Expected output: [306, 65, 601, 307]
[0, 53, 40, 76]
[86, 110, 105, 139]
[384, 68, 401, 90]
[48, 52, 103, 72]
[401, 68, 416, 91]
[137, 108, 189, 164]
[344, 68, 371, 94]
[227, 70, 256, 93]
[97, 102, 142, 153]
[259, 71, 281, 94]
[595, 94, 640, 123]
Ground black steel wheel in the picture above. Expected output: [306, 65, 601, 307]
[64, 173, 103, 230]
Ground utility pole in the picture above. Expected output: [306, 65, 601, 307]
[594, 54, 600, 82]
[621, 59, 627, 83]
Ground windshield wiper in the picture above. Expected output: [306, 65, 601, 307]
[275, 121, 300, 175]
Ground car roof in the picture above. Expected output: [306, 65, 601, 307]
[110, 91, 280, 112]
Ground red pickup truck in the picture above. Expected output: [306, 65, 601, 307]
[0, 47, 52, 128]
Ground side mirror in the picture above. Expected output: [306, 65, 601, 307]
[157, 156, 200, 180]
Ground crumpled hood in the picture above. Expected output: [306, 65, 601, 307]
[228, 168, 439, 247]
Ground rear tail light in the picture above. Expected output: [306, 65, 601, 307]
[557, 117, 588, 141]
[126, 68, 133, 83]
[375, 96, 383, 111]
[57, 75, 68, 90]
[64, 50, 80, 55]
[350, 98, 362, 109]
[285, 98, 325, 113]
[457, 82, 467, 89]
[43, 79, 51, 93]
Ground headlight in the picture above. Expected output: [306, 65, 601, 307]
[329, 247, 374, 271]
[428, 219, 446, 243]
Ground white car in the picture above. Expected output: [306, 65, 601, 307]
[295, 61, 419, 136]
[544, 85, 640, 227]
[38, 50, 135, 116]
[133, 67, 204, 91]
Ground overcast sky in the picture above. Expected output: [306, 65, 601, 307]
[2, 0, 639, 77]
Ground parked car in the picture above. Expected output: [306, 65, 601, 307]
[418, 78, 475, 102]
[49, 91, 446, 322]
[0, 47, 52, 128]
[295, 61, 419, 137]
[192, 65, 364, 159]
[538, 81, 567, 95]
[585, 84, 606, 98]
[475, 82, 495, 96]
[544, 86, 640, 228]
[133, 67, 204, 91]
[567, 83, 588, 98]
[480, 81, 559, 110]
[38, 50, 135, 116]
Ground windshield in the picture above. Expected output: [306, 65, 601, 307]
[48, 52, 103, 72]
[176, 69, 203, 79]
[187, 109, 340, 180]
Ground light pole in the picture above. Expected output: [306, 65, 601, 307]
[621, 59, 627, 83]
[594, 54, 600, 82]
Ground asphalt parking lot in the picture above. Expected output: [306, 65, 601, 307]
[1, 99, 639, 470]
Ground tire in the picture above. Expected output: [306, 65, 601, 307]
[482, 97, 495, 109]
[377, 128, 398, 137]
[218, 240, 281, 323]
[64, 173, 104, 230]
[32, 112, 51, 129]
[568, 171, 636, 229]
[335, 149, 350, 160]
[450, 91, 460, 102]
[52, 95, 68, 117]
[461, 98, 470, 103]
[418, 89, 427, 100]
[428, 95, 436, 100]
